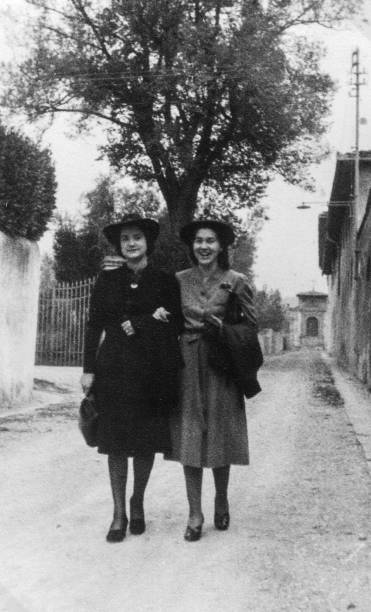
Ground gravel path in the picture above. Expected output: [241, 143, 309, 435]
[1, 349, 371, 612]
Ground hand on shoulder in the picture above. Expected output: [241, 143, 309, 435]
[101, 255, 125, 271]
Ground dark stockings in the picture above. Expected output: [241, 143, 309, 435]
[183, 466, 203, 528]
[213, 465, 230, 514]
[108, 453, 155, 528]
[131, 455, 155, 518]
[108, 453, 128, 529]
[183, 464, 231, 528]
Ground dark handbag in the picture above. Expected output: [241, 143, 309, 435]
[78, 394, 98, 447]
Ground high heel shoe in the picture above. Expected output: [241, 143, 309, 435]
[106, 517, 128, 543]
[129, 498, 146, 535]
[184, 515, 204, 542]
[214, 511, 230, 531]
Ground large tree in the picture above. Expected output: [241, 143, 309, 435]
[3, 0, 359, 230]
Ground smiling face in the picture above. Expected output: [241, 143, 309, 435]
[120, 225, 148, 262]
[192, 227, 223, 268]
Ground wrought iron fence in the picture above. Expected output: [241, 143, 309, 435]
[36, 277, 96, 366]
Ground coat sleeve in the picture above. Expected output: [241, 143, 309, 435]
[234, 274, 257, 328]
[83, 274, 106, 373]
[162, 273, 184, 335]
[129, 272, 184, 335]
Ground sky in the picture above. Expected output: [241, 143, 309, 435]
[1, 1, 371, 299]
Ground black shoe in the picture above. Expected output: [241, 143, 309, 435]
[129, 517, 145, 535]
[214, 512, 230, 531]
[106, 518, 128, 543]
[184, 516, 204, 542]
[129, 498, 146, 535]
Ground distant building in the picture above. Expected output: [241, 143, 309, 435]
[319, 150, 371, 387]
[296, 291, 328, 348]
[284, 292, 327, 349]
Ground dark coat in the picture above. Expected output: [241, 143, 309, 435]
[83, 265, 183, 455]
[204, 322, 263, 399]
[219, 323, 263, 399]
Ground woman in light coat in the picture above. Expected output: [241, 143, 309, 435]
[170, 219, 257, 541]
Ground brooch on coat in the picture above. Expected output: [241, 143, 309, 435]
[220, 282, 233, 293]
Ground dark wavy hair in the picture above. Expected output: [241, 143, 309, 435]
[188, 226, 230, 270]
[112, 225, 156, 257]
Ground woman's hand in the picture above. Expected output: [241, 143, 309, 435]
[101, 255, 125, 271]
[152, 307, 171, 322]
[205, 314, 223, 328]
[81, 373, 95, 395]
[121, 320, 135, 336]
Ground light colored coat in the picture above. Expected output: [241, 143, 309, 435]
[169, 267, 256, 468]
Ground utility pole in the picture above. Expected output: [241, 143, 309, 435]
[350, 48, 365, 228]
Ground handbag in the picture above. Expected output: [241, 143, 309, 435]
[78, 394, 98, 447]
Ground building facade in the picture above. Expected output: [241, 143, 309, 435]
[319, 151, 371, 387]
[296, 291, 328, 348]
[283, 292, 327, 350]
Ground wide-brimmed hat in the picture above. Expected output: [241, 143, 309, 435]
[179, 219, 235, 247]
[103, 214, 160, 246]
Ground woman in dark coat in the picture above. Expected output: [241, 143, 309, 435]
[169, 219, 257, 542]
[81, 214, 183, 543]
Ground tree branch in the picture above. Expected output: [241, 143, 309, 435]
[25, 0, 75, 22]
[36, 105, 127, 128]
[71, 0, 113, 62]
[274, 0, 350, 33]
[41, 24, 102, 51]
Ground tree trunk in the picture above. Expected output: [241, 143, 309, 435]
[164, 177, 202, 233]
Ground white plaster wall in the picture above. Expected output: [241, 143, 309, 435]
[0, 231, 40, 409]
[258, 329, 285, 355]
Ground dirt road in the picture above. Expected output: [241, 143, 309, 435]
[1, 350, 371, 612]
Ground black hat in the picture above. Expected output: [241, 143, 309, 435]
[103, 214, 160, 246]
[179, 219, 235, 247]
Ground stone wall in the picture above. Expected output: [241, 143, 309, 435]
[0, 231, 40, 409]
[320, 154, 371, 389]
[354, 194, 371, 387]
[258, 329, 285, 355]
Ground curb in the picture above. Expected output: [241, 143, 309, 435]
[323, 353, 371, 469]
[0, 388, 80, 420]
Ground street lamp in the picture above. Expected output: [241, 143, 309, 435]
[296, 200, 352, 210]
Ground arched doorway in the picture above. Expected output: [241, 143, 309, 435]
[306, 316, 319, 337]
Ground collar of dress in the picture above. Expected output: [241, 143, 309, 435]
[193, 265, 228, 286]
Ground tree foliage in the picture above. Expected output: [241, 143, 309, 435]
[0, 122, 56, 240]
[232, 234, 256, 284]
[39, 252, 56, 290]
[53, 215, 102, 281]
[53, 174, 260, 280]
[255, 286, 286, 331]
[3, 0, 358, 230]
[53, 177, 190, 280]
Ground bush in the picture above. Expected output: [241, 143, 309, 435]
[0, 124, 56, 240]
